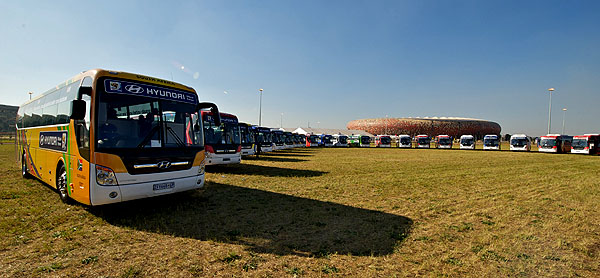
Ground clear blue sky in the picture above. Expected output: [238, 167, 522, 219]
[1, 0, 599, 136]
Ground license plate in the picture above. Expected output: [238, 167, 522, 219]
[153, 182, 175, 191]
[223, 158, 230, 161]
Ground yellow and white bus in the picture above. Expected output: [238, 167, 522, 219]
[16, 69, 220, 205]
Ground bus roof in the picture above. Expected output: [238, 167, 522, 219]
[460, 135, 474, 138]
[22, 69, 196, 107]
[201, 110, 237, 119]
[541, 134, 562, 139]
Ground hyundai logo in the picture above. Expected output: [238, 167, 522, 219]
[125, 84, 144, 94]
[157, 161, 172, 169]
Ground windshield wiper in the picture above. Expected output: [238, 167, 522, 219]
[137, 125, 161, 149]
[166, 126, 186, 148]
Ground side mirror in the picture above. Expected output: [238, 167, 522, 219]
[78, 86, 92, 98]
[70, 100, 86, 120]
[197, 102, 221, 126]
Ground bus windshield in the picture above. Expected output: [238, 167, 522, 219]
[309, 135, 319, 143]
[461, 138, 474, 145]
[240, 126, 254, 145]
[284, 134, 294, 144]
[256, 129, 272, 144]
[571, 139, 587, 149]
[400, 137, 411, 145]
[339, 136, 348, 144]
[380, 137, 391, 144]
[97, 87, 202, 149]
[203, 117, 241, 146]
[484, 138, 499, 146]
[438, 138, 451, 145]
[272, 132, 283, 144]
[539, 139, 556, 148]
[361, 136, 370, 144]
[511, 138, 528, 147]
[418, 138, 429, 145]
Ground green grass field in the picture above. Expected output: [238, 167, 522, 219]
[1, 144, 599, 277]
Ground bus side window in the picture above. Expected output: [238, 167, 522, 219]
[75, 77, 92, 161]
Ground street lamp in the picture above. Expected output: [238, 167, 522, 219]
[280, 113, 283, 128]
[547, 88, 555, 134]
[28, 92, 32, 100]
[258, 88, 263, 126]
[561, 108, 567, 134]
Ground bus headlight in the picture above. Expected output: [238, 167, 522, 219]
[198, 159, 206, 175]
[96, 165, 118, 186]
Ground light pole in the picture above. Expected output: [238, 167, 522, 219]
[385, 115, 389, 135]
[28, 92, 32, 100]
[561, 108, 567, 134]
[280, 113, 283, 128]
[258, 88, 263, 126]
[547, 88, 555, 134]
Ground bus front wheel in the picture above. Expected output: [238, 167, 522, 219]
[57, 164, 71, 203]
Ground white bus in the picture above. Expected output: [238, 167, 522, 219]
[398, 135, 412, 148]
[483, 134, 500, 150]
[459, 135, 475, 150]
[509, 134, 531, 152]
[332, 134, 348, 147]
[571, 134, 600, 155]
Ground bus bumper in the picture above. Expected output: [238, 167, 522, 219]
[90, 173, 204, 206]
[205, 153, 241, 165]
[241, 148, 255, 156]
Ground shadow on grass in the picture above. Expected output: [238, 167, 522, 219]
[207, 163, 325, 177]
[261, 152, 314, 157]
[242, 156, 308, 163]
[91, 182, 412, 257]
[270, 148, 320, 154]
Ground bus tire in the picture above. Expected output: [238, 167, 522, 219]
[57, 164, 71, 204]
[21, 153, 30, 178]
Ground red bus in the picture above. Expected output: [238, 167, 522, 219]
[539, 134, 572, 154]
[571, 134, 600, 155]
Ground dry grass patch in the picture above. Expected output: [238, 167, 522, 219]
[1, 145, 599, 277]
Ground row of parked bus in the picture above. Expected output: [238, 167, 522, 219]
[362, 133, 599, 155]
[203, 109, 600, 166]
[15, 69, 600, 206]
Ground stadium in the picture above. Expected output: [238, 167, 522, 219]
[347, 117, 501, 139]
